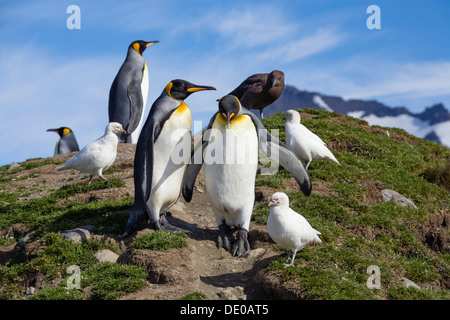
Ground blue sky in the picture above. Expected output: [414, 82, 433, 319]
[1, 0, 449, 165]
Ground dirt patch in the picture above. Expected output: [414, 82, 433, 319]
[416, 209, 450, 254]
[251, 253, 305, 300]
[359, 180, 384, 205]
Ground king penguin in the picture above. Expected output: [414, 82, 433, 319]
[121, 79, 216, 236]
[226, 70, 285, 119]
[108, 40, 159, 143]
[47, 127, 80, 156]
[182, 95, 311, 257]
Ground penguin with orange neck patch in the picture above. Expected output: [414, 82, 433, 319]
[122, 79, 216, 236]
[108, 40, 159, 143]
[47, 127, 80, 155]
[182, 95, 311, 257]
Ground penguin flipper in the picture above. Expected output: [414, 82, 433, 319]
[126, 80, 144, 135]
[182, 113, 217, 202]
[244, 108, 312, 196]
[122, 119, 155, 237]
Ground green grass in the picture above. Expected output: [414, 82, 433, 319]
[0, 233, 147, 300]
[28, 262, 148, 300]
[0, 161, 141, 300]
[178, 291, 209, 300]
[254, 108, 450, 300]
[0, 178, 128, 233]
[130, 231, 188, 251]
[0, 158, 64, 176]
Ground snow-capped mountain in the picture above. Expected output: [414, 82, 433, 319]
[264, 85, 450, 148]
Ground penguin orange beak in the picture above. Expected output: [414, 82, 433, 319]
[186, 86, 216, 93]
[146, 40, 159, 47]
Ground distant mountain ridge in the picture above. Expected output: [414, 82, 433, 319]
[264, 85, 450, 147]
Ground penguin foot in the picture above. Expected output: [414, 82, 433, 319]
[231, 229, 250, 257]
[159, 213, 192, 234]
[217, 224, 234, 251]
[120, 207, 148, 238]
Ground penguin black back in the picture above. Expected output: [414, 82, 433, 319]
[108, 40, 159, 143]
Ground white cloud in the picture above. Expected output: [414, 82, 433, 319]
[255, 27, 345, 63]
[287, 58, 450, 112]
[213, 6, 297, 49]
[342, 61, 450, 101]
[182, 4, 345, 63]
[0, 46, 120, 165]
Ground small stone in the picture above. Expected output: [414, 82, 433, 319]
[62, 225, 94, 244]
[26, 287, 35, 295]
[94, 249, 119, 264]
[381, 189, 417, 209]
[242, 248, 265, 259]
[8, 162, 20, 170]
[171, 201, 186, 212]
[16, 234, 30, 247]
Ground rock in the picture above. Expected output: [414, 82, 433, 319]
[8, 162, 20, 171]
[381, 189, 417, 209]
[242, 248, 266, 259]
[16, 234, 30, 247]
[94, 249, 119, 264]
[62, 225, 95, 244]
[170, 201, 186, 212]
[400, 277, 421, 290]
[25, 287, 35, 295]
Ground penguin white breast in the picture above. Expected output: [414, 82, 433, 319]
[151, 102, 192, 211]
[54, 140, 60, 156]
[204, 114, 258, 227]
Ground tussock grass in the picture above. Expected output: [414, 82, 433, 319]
[254, 108, 450, 300]
[131, 231, 188, 251]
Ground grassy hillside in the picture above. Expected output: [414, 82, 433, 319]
[0, 108, 448, 300]
[254, 108, 449, 299]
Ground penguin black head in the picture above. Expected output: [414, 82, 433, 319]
[218, 95, 241, 127]
[130, 40, 159, 56]
[47, 127, 73, 138]
[165, 79, 216, 101]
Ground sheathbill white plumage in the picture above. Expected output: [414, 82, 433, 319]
[267, 192, 322, 267]
[57, 122, 126, 184]
[284, 109, 339, 170]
